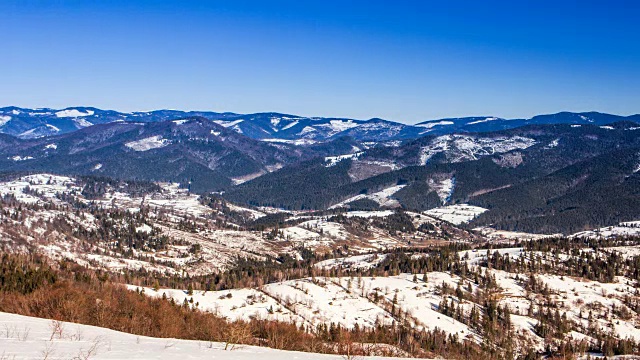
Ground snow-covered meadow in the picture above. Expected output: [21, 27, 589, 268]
[0, 312, 403, 360]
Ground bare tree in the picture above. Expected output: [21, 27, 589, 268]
[224, 322, 252, 351]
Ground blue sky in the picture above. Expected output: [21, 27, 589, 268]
[1, 0, 639, 123]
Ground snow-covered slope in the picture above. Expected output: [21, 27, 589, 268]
[419, 134, 536, 165]
[424, 204, 488, 225]
[0, 312, 402, 360]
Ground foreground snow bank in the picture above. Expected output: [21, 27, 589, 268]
[0, 312, 402, 359]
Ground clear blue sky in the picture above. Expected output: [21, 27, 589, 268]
[1, 0, 639, 123]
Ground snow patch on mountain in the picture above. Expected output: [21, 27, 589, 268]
[329, 184, 407, 209]
[324, 152, 362, 167]
[73, 118, 94, 128]
[213, 119, 243, 128]
[572, 221, 640, 239]
[428, 177, 455, 204]
[281, 120, 299, 130]
[425, 204, 488, 225]
[9, 155, 34, 161]
[315, 253, 390, 270]
[262, 138, 317, 145]
[125, 135, 171, 152]
[298, 126, 317, 135]
[545, 138, 560, 149]
[0, 115, 11, 126]
[269, 116, 282, 128]
[232, 124, 244, 134]
[317, 120, 360, 136]
[44, 143, 57, 150]
[416, 120, 455, 129]
[467, 117, 499, 125]
[19, 124, 61, 139]
[419, 135, 536, 165]
[55, 109, 95, 117]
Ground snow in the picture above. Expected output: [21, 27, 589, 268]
[343, 210, 396, 218]
[536, 274, 640, 342]
[213, 119, 243, 128]
[466, 117, 499, 125]
[93, 163, 103, 170]
[316, 119, 360, 136]
[315, 254, 389, 270]
[329, 185, 406, 209]
[173, 119, 189, 125]
[0, 115, 11, 126]
[134, 274, 476, 338]
[281, 120, 299, 130]
[428, 177, 455, 204]
[324, 152, 362, 167]
[424, 204, 488, 225]
[571, 124, 582, 128]
[458, 247, 525, 265]
[0, 312, 402, 360]
[55, 109, 95, 117]
[231, 172, 265, 185]
[473, 227, 558, 241]
[0, 174, 79, 204]
[224, 203, 266, 220]
[600, 126, 615, 130]
[125, 135, 171, 151]
[44, 143, 58, 150]
[10, 155, 34, 161]
[232, 124, 244, 134]
[419, 135, 537, 165]
[262, 138, 318, 146]
[73, 118, 94, 128]
[416, 120, 454, 129]
[572, 221, 640, 238]
[298, 126, 317, 135]
[545, 138, 560, 149]
[135, 224, 153, 233]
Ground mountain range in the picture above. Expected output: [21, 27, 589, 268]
[1, 106, 640, 234]
[2, 106, 638, 142]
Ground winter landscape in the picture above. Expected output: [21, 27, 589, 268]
[3, 1, 640, 359]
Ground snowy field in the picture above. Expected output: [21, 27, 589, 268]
[0, 312, 402, 360]
[314, 253, 390, 270]
[131, 251, 640, 351]
[133, 273, 482, 340]
[424, 204, 488, 224]
[473, 227, 558, 242]
[572, 221, 640, 238]
[329, 184, 406, 209]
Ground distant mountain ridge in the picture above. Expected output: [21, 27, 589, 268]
[0, 117, 363, 192]
[0, 113, 639, 233]
[1, 106, 638, 142]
